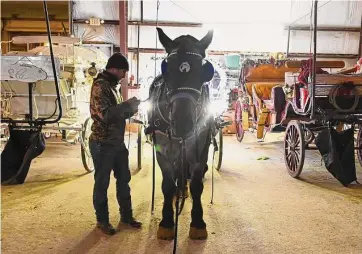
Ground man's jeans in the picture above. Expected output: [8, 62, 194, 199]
[90, 139, 132, 223]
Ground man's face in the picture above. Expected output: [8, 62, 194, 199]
[108, 68, 128, 81]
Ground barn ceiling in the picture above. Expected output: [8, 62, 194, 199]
[128, 0, 362, 27]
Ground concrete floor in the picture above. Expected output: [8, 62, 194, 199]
[1, 132, 362, 254]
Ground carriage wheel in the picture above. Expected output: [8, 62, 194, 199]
[137, 124, 143, 170]
[284, 120, 305, 178]
[357, 125, 362, 167]
[81, 117, 94, 173]
[213, 128, 223, 171]
[235, 101, 244, 142]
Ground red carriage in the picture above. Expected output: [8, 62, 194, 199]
[234, 58, 300, 142]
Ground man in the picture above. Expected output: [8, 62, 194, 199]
[89, 53, 141, 235]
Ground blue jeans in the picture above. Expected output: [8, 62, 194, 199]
[89, 140, 132, 223]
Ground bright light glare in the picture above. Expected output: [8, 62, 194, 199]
[139, 101, 151, 112]
[208, 100, 228, 116]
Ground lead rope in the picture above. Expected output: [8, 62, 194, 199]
[151, 0, 160, 215]
[151, 131, 156, 213]
[210, 132, 217, 204]
[173, 139, 186, 254]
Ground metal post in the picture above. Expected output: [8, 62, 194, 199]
[137, 25, 140, 85]
[286, 26, 291, 58]
[119, 1, 128, 55]
[141, 0, 144, 22]
[310, 0, 318, 119]
[358, 14, 362, 59]
[69, 1, 73, 35]
[28, 83, 34, 122]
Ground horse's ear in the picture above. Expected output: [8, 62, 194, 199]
[157, 27, 174, 54]
[198, 30, 214, 50]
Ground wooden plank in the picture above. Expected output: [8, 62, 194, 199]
[287, 53, 358, 59]
[315, 74, 362, 85]
[3, 20, 68, 33]
[285, 72, 362, 86]
[286, 60, 345, 69]
[12, 36, 80, 44]
[1, 1, 68, 20]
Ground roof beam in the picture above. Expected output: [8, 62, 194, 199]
[285, 25, 361, 33]
[128, 47, 359, 59]
[128, 21, 202, 27]
[73, 19, 202, 27]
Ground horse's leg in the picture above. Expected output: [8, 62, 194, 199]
[157, 155, 176, 240]
[189, 167, 207, 240]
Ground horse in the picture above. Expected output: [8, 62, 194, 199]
[146, 27, 215, 240]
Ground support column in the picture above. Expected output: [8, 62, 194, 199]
[358, 14, 362, 59]
[119, 0, 128, 100]
[119, 0, 128, 56]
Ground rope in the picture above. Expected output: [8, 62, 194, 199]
[173, 178, 180, 254]
[151, 131, 156, 213]
[151, 0, 160, 215]
[210, 135, 217, 204]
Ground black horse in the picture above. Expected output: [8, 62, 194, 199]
[146, 28, 215, 240]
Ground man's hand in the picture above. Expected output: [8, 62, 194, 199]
[127, 97, 140, 112]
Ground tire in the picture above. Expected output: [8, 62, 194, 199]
[235, 100, 244, 142]
[284, 120, 305, 178]
[357, 125, 362, 167]
[81, 117, 94, 173]
[213, 128, 223, 171]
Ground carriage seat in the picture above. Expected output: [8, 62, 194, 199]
[252, 82, 284, 109]
[252, 83, 286, 124]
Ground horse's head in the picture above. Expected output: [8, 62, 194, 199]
[157, 27, 214, 138]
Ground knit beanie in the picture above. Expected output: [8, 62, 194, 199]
[106, 53, 129, 71]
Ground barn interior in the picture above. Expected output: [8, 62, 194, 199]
[1, 1, 362, 253]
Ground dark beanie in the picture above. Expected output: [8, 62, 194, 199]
[106, 53, 129, 71]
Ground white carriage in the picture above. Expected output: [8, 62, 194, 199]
[0, 36, 110, 173]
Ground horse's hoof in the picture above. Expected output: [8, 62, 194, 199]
[189, 227, 208, 240]
[157, 226, 175, 240]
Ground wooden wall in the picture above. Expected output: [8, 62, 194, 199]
[1, 1, 69, 54]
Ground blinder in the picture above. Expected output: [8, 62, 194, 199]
[161, 52, 215, 83]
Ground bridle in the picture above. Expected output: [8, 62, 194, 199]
[154, 51, 210, 135]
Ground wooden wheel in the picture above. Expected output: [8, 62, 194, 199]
[81, 117, 94, 173]
[284, 120, 305, 178]
[235, 100, 244, 142]
[357, 125, 362, 167]
[213, 128, 223, 171]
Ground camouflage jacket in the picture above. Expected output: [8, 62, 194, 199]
[89, 71, 136, 145]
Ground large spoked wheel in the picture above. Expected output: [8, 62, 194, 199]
[137, 124, 143, 170]
[213, 128, 223, 171]
[357, 125, 362, 167]
[284, 120, 305, 178]
[235, 101, 244, 142]
[81, 117, 94, 173]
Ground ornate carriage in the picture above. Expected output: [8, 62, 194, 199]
[234, 58, 300, 141]
[281, 58, 362, 183]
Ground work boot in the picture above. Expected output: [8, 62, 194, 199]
[118, 196, 142, 228]
[96, 222, 116, 235]
[119, 217, 142, 228]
